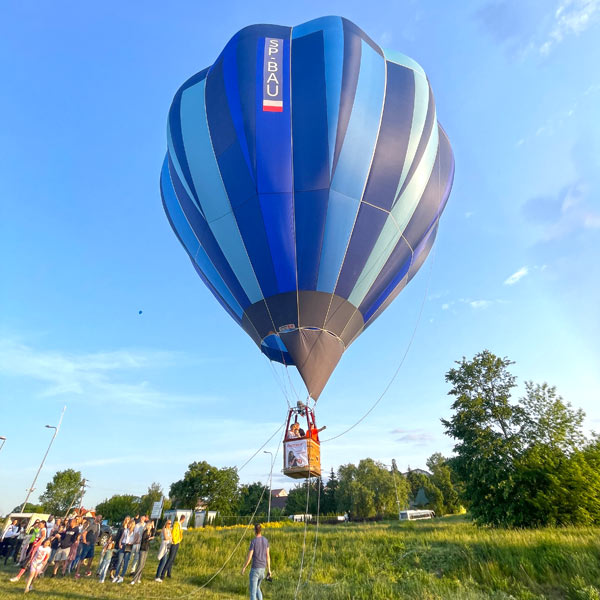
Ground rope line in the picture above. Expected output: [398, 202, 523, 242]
[236, 420, 285, 473]
[321, 241, 437, 443]
[138, 417, 287, 600]
[305, 475, 321, 584]
[195, 421, 286, 593]
[294, 476, 312, 599]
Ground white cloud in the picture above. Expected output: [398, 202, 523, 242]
[390, 428, 436, 445]
[540, 0, 600, 55]
[504, 266, 530, 285]
[0, 338, 210, 408]
[469, 300, 492, 309]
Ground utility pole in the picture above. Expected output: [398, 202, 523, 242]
[79, 479, 89, 511]
[264, 451, 273, 523]
[21, 406, 66, 513]
[63, 479, 85, 519]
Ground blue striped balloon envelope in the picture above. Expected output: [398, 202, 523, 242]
[161, 16, 454, 401]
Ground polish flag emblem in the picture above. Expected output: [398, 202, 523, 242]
[263, 99, 283, 112]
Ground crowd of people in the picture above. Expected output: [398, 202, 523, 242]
[1, 512, 272, 599]
[0, 512, 186, 593]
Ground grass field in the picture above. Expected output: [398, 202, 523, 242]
[1, 515, 600, 599]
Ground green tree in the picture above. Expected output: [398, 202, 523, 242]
[285, 480, 320, 515]
[13, 502, 44, 513]
[95, 494, 141, 524]
[337, 459, 402, 519]
[426, 453, 461, 514]
[169, 461, 239, 514]
[39, 469, 83, 515]
[519, 382, 585, 453]
[321, 468, 339, 515]
[442, 350, 600, 527]
[238, 482, 269, 516]
[442, 350, 523, 525]
[390, 460, 410, 514]
[138, 482, 164, 517]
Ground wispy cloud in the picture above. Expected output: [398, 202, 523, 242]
[440, 298, 509, 312]
[391, 428, 436, 446]
[476, 0, 599, 58]
[504, 267, 529, 285]
[522, 181, 600, 241]
[540, 0, 600, 55]
[469, 300, 493, 309]
[0, 338, 211, 408]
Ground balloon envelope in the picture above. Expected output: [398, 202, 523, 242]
[161, 16, 454, 399]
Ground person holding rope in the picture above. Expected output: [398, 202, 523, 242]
[241, 523, 271, 600]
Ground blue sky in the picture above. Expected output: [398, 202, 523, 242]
[1, 0, 599, 514]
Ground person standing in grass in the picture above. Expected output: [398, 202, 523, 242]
[1, 520, 20, 564]
[129, 515, 146, 574]
[112, 519, 135, 583]
[97, 540, 115, 583]
[51, 519, 77, 577]
[9, 527, 45, 583]
[23, 539, 51, 594]
[241, 523, 272, 600]
[154, 519, 172, 582]
[75, 516, 100, 578]
[131, 520, 155, 584]
[163, 514, 185, 579]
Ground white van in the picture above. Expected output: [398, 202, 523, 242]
[399, 510, 435, 521]
[1, 512, 51, 536]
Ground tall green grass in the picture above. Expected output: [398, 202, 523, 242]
[1, 515, 600, 599]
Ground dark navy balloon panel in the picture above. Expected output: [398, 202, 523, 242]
[161, 16, 454, 400]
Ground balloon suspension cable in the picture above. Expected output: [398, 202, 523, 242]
[321, 241, 438, 444]
[305, 473, 322, 585]
[285, 364, 301, 403]
[268, 359, 292, 409]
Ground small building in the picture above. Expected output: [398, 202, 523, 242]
[194, 510, 217, 527]
[270, 488, 288, 511]
[402, 468, 431, 477]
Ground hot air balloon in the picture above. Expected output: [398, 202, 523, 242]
[161, 16, 454, 478]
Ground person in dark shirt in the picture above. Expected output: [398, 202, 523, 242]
[47, 526, 65, 573]
[241, 523, 272, 600]
[75, 515, 101, 578]
[52, 520, 77, 576]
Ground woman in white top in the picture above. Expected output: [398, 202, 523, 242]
[24, 539, 51, 593]
[112, 521, 135, 583]
[154, 520, 172, 582]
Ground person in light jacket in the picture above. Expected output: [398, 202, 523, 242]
[154, 520, 172, 582]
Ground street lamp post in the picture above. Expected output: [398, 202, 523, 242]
[264, 450, 273, 523]
[0, 436, 6, 453]
[20, 406, 66, 513]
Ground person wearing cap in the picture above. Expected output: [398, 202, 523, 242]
[241, 523, 271, 600]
